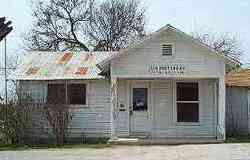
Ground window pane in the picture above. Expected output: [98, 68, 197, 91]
[177, 82, 198, 101]
[68, 84, 86, 105]
[133, 88, 148, 111]
[47, 84, 66, 104]
[177, 103, 199, 122]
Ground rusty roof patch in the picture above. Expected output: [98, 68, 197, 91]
[57, 52, 73, 65]
[84, 54, 90, 61]
[13, 51, 118, 80]
[26, 67, 40, 76]
[75, 67, 88, 75]
[84, 53, 94, 62]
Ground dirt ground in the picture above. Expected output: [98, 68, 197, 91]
[1, 143, 250, 160]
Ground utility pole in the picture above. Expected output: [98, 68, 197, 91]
[0, 17, 13, 105]
[0, 17, 12, 123]
[4, 37, 7, 105]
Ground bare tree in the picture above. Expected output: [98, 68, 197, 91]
[0, 17, 13, 41]
[24, 0, 146, 52]
[43, 104, 72, 144]
[193, 31, 243, 60]
[24, 0, 94, 51]
[193, 30, 243, 72]
[88, 0, 146, 51]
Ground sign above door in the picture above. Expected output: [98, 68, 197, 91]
[148, 64, 185, 75]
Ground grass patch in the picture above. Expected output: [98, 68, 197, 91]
[0, 144, 30, 151]
[225, 135, 250, 143]
[30, 143, 111, 149]
[0, 143, 111, 151]
[0, 137, 111, 151]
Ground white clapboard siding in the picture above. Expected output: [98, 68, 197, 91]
[19, 79, 111, 138]
[19, 81, 47, 103]
[68, 80, 111, 137]
[115, 79, 217, 138]
[111, 29, 221, 138]
[111, 31, 224, 79]
[152, 80, 173, 137]
[115, 80, 130, 136]
[170, 80, 216, 137]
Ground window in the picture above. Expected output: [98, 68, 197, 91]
[47, 83, 86, 105]
[176, 82, 199, 122]
[133, 88, 148, 111]
[47, 84, 66, 104]
[162, 44, 173, 56]
[68, 84, 86, 105]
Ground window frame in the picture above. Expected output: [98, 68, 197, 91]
[161, 43, 174, 56]
[173, 81, 200, 126]
[46, 80, 88, 107]
[132, 87, 148, 111]
[67, 83, 87, 105]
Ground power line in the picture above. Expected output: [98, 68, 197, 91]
[0, 67, 16, 70]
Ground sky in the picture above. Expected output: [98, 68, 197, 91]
[1, 0, 250, 63]
[0, 0, 250, 78]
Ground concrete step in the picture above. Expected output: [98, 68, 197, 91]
[108, 137, 223, 145]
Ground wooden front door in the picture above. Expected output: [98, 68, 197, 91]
[129, 82, 151, 136]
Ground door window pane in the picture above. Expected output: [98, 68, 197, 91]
[133, 88, 148, 111]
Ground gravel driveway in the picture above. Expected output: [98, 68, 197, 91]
[1, 143, 250, 160]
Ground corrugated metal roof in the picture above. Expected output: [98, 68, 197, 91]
[226, 69, 250, 87]
[13, 51, 118, 80]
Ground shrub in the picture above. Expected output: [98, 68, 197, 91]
[0, 104, 31, 144]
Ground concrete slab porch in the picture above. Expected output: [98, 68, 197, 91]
[108, 137, 223, 145]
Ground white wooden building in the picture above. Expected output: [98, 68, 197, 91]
[14, 24, 236, 141]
